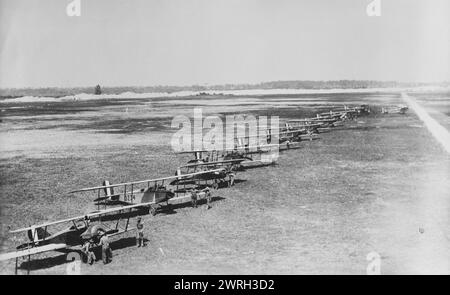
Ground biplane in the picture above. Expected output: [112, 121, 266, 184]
[171, 165, 236, 188]
[249, 127, 319, 143]
[354, 104, 371, 114]
[316, 110, 356, 121]
[329, 105, 370, 115]
[177, 158, 246, 173]
[286, 117, 342, 133]
[233, 126, 321, 150]
[178, 127, 319, 169]
[279, 124, 323, 138]
[0, 203, 150, 274]
[381, 105, 408, 114]
[178, 142, 281, 165]
[318, 105, 371, 119]
[286, 106, 364, 132]
[70, 169, 229, 216]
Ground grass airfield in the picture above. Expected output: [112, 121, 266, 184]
[0, 91, 449, 274]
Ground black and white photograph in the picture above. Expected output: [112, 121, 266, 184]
[0, 0, 449, 277]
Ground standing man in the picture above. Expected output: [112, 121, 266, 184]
[82, 239, 96, 265]
[228, 172, 235, 187]
[191, 189, 198, 208]
[212, 179, 219, 190]
[136, 217, 145, 247]
[204, 187, 212, 209]
[98, 232, 113, 264]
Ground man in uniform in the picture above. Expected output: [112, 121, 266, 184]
[204, 187, 212, 209]
[191, 188, 198, 208]
[212, 179, 219, 190]
[136, 217, 145, 247]
[228, 172, 235, 187]
[81, 239, 96, 265]
[98, 232, 112, 264]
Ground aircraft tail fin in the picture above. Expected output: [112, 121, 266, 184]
[102, 180, 114, 198]
[27, 226, 51, 243]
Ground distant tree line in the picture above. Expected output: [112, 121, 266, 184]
[0, 80, 448, 98]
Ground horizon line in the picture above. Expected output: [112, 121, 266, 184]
[1, 79, 449, 91]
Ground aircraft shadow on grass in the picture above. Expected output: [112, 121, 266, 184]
[160, 195, 226, 215]
[95, 194, 227, 216]
[240, 163, 277, 170]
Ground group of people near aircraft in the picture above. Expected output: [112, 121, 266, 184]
[81, 217, 146, 265]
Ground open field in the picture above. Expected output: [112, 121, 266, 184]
[0, 91, 449, 274]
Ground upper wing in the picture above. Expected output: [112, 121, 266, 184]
[177, 149, 209, 154]
[68, 168, 225, 194]
[9, 181, 215, 235]
[179, 159, 246, 168]
[177, 142, 279, 152]
[288, 118, 335, 123]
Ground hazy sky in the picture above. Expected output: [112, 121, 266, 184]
[0, 0, 449, 88]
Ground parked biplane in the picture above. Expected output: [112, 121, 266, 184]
[286, 117, 341, 133]
[318, 109, 356, 118]
[177, 158, 246, 173]
[381, 105, 408, 114]
[178, 142, 281, 165]
[0, 203, 150, 274]
[234, 126, 321, 151]
[172, 164, 237, 188]
[286, 107, 363, 132]
[70, 169, 229, 216]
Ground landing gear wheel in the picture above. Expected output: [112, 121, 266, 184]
[149, 206, 157, 216]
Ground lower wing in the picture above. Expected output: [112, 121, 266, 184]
[0, 243, 67, 261]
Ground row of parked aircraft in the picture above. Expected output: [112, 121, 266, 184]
[0, 104, 377, 273]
